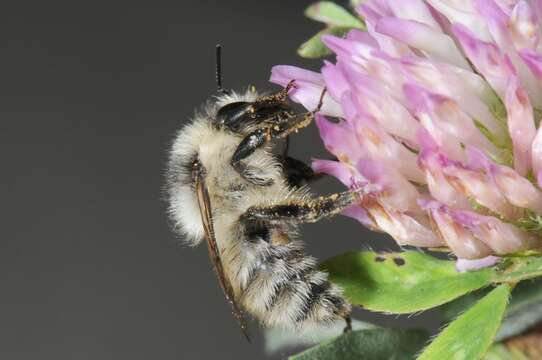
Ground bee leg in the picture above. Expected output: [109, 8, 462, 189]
[343, 315, 352, 333]
[215, 81, 295, 133]
[253, 86, 326, 133]
[232, 89, 327, 186]
[231, 128, 275, 186]
[282, 136, 290, 158]
[231, 113, 316, 186]
[253, 80, 296, 109]
[273, 87, 327, 137]
[242, 190, 360, 223]
[280, 156, 324, 188]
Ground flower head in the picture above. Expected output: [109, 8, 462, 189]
[271, 0, 542, 264]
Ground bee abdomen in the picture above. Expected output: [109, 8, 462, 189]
[242, 245, 350, 329]
[284, 270, 350, 327]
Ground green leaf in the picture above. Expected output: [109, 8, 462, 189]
[290, 328, 429, 360]
[321, 251, 494, 313]
[418, 284, 511, 360]
[298, 26, 351, 59]
[305, 2, 365, 28]
[440, 288, 488, 325]
[441, 279, 542, 342]
[497, 257, 542, 283]
[264, 319, 376, 354]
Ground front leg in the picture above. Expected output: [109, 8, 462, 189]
[252, 80, 296, 109]
[215, 81, 296, 133]
[242, 190, 358, 224]
[231, 128, 274, 186]
[231, 95, 325, 186]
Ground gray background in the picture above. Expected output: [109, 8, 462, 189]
[1, 1, 438, 359]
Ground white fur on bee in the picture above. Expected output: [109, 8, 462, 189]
[166, 89, 350, 330]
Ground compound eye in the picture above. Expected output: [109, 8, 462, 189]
[215, 102, 252, 131]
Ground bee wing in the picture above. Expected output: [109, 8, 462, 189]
[194, 170, 251, 342]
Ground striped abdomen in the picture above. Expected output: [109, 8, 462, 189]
[239, 240, 351, 329]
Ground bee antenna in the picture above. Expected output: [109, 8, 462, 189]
[216, 44, 225, 94]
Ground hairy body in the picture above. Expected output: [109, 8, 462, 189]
[167, 89, 353, 331]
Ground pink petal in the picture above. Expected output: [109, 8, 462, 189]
[465, 145, 493, 171]
[426, 0, 493, 41]
[468, 147, 542, 214]
[418, 143, 472, 209]
[404, 83, 498, 161]
[492, 164, 542, 213]
[322, 35, 366, 61]
[322, 36, 407, 102]
[340, 97, 425, 183]
[450, 208, 537, 254]
[338, 62, 420, 144]
[356, 159, 421, 213]
[315, 115, 360, 164]
[519, 48, 542, 79]
[505, 76, 536, 175]
[510, 0, 540, 50]
[424, 201, 493, 259]
[453, 23, 516, 100]
[455, 256, 501, 272]
[346, 29, 379, 46]
[269, 65, 342, 117]
[386, 0, 442, 29]
[321, 61, 350, 103]
[532, 0, 542, 23]
[393, 56, 505, 138]
[532, 125, 542, 185]
[420, 143, 519, 219]
[342, 205, 379, 231]
[312, 159, 354, 187]
[475, 0, 511, 30]
[358, 3, 413, 57]
[494, 0, 520, 13]
[366, 200, 443, 247]
[376, 17, 470, 69]
[447, 166, 519, 219]
[270, 65, 324, 86]
[476, 0, 542, 107]
[352, 53, 407, 101]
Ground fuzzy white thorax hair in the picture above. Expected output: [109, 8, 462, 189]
[166, 88, 287, 246]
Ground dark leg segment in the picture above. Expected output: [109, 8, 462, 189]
[344, 315, 352, 333]
[231, 114, 314, 186]
[231, 128, 273, 186]
[282, 136, 290, 158]
[215, 81, 295, 133]
[231, 88, 327, 186]
[280, 156, 323, 188]
[242, 190, 358, 224]
[252, 80, 296, 110]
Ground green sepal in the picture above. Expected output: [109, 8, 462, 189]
[305, 1, 365, 28]
[297, 26, 351, 59]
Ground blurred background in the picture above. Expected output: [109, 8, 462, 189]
[0, 1, 439, 359]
